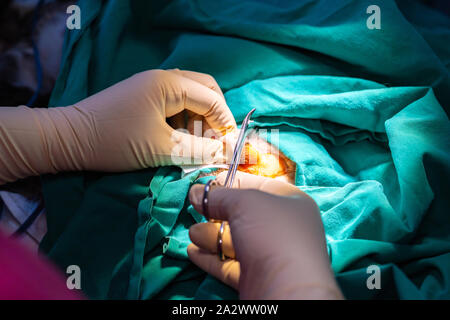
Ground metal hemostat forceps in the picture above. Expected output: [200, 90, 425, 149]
[202, 108, 256, 261]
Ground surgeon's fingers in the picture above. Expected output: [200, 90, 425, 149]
[168, 70, 223, 135]
[169, 69, 225, 99]
[189, 222, 235, 258]
[163, 72, 236, 135]
[167, 127, 226, 165]
[189, 184, 253, 221]
[187, 243, 240, 290]
[215, 171, 303, 197]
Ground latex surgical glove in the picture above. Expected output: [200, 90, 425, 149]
[0, 69, 236, 185]
[188, 171, 344, 300]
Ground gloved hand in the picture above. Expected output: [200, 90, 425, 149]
[0, 69, 236, 185]
[188, 171, 344, 300]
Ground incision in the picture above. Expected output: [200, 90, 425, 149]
[199, 135, 296, 184]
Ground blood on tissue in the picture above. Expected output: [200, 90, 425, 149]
[237, 143, 287, 178]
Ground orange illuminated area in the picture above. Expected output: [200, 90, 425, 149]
[238, 143, 287, 178]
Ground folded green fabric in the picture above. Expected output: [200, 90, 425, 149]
[41, 0, 450, 299]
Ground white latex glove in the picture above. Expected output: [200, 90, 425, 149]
[0, 69, 236, 185]
[188, 171, 344, 300]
